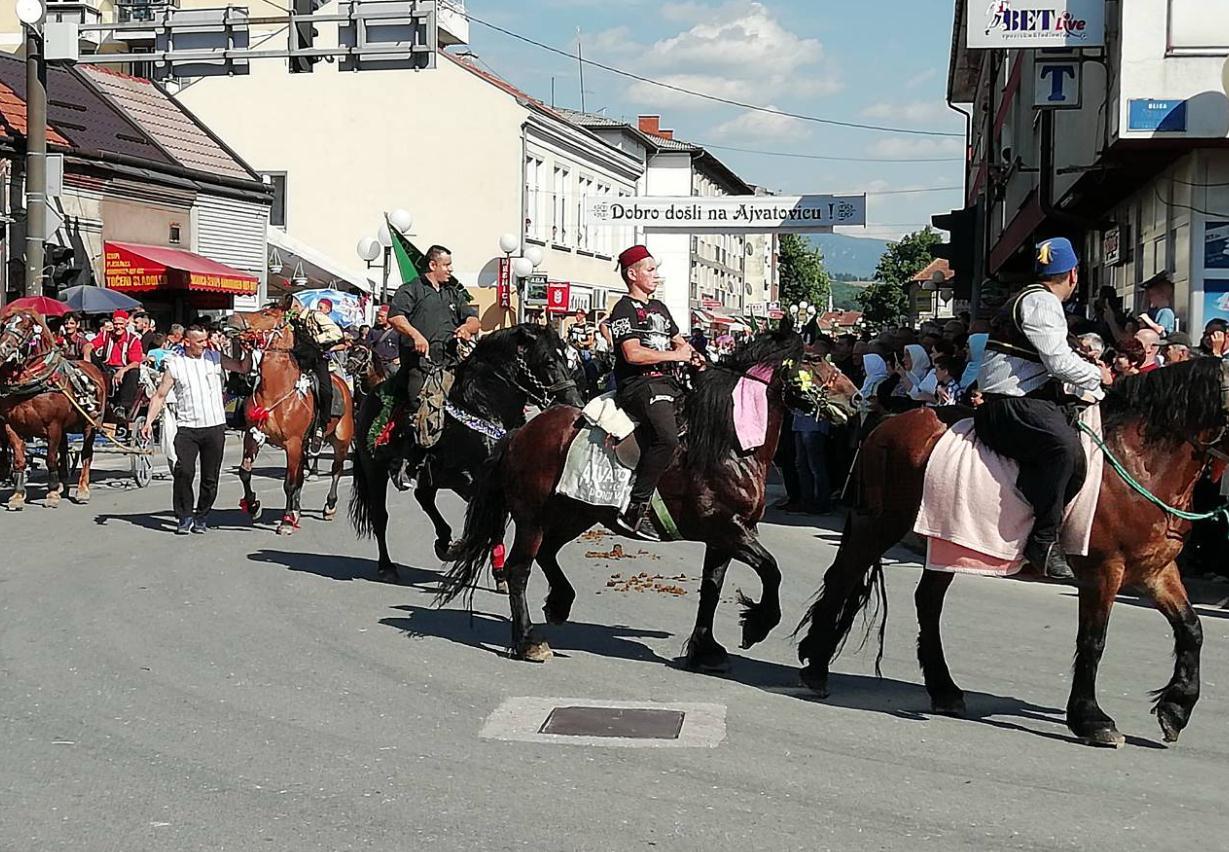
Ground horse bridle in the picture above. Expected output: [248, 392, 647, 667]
[512, 351, 575, 409]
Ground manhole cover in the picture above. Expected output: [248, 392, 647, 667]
[539, 706, 685, 739]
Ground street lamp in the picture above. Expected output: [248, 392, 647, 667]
[356, 208, 413, 304]
[498, 235, 543, 323]
[18, 0, 46, 299]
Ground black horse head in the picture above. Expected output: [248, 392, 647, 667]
[452, 323, 582, 424]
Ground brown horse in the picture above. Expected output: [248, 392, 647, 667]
[796, 357, 1229, 748]
[0, 310, 105, 509]
[440, 329, 862, 666]
[229, 304, 355, 535]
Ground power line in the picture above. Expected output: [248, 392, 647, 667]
[466, 13, 965, 139]
[861, 186, 961, 196]
[692, 140, 964, 164]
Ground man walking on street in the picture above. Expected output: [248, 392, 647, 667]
[143, 326, 252, 535]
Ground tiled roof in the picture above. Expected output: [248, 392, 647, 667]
[79, 65, 252, 180]
[0, 53, 174, 166]
[557, 106, 701, 152]
[0, 81, 70, 146]
[911, 258, 954, 283]
[819, 310, 863, 328]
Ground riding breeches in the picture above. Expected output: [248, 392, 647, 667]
[974, 396, 1086, 544]
[617, 377, 682, 504]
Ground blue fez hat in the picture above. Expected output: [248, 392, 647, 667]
[1035, 237, 1078, 276]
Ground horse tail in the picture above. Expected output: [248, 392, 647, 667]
[795, 510, 890, 677]
[436, 432, 514, 606]
[348, 399, 377, 538]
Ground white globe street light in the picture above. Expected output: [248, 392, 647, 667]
[511, 256, 534, 279]
[388, 208, 413, 235]
[16, 0, 43, 25]
[524, 245, 544, 268]
[376, 223, 393, 249]
[498, 233, 519, 254]
[356, 236, 380, 263]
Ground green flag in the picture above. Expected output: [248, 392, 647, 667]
[386, 215, 425, 286]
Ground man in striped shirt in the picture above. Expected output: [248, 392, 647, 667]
[143, 326, 252, 535]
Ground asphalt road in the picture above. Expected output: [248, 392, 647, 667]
[3, 442, 1229, 851]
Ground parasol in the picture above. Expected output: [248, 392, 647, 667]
[2, 295, 71, 317]
[60, 285, 143, 314]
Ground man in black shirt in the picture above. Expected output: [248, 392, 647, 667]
[608, 244, 696, 540]
[364, 305, 402, 380]
[385, 244, 480, 488]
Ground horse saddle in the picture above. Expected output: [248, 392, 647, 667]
[415, 363, 455, 450]
[307, 371, 347, 419]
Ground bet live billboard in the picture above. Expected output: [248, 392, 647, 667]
[968, 1, 1105, 49]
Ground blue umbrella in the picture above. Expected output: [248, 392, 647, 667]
[293, 288, 364, 328]
[60, 285, 142, 315]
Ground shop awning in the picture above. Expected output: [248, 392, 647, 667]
[267, 227, 375, 294]
[104, 241, 259, 296]
[692, 308, 735, 326]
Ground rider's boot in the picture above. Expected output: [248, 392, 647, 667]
[613, 500, 660, 543]
[1025, 536, 1076, 581]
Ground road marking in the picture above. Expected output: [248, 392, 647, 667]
[480, 697, 726, 748]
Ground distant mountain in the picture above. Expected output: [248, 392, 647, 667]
[808, 233, 890, 280]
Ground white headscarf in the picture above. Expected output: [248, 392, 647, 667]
[860, 353, 889, 400]
[904, 344, 931, 386]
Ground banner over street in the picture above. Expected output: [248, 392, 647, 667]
[584, 195, 867, 233]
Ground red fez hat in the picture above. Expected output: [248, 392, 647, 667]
[113, 310, 129, 321]
[617, 244, 652, 270]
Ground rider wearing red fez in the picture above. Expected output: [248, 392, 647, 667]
[95, 309, 144, 421]
[975, 237, 1113, 581]
[608, 245, 698, 540]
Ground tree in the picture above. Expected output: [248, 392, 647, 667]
[857, 227, 941, 327]
[778, 234, 831, 312]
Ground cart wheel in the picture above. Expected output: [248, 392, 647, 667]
[132, 416, 153, 488]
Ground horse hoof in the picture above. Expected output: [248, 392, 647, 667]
[323, 506, 337, 521]
[930, 695, 967, 718]
[44, 493, 61, 509]
[800, 666, 830, 699]
[1155, 704, 1186, 743]
[1079, 727, 1126, 749]
[5, 497, 24, 512]
[521, 641, 553, 663]
[433, 539, 453, 562]
[74, 490, 90, 505]
[277, 524, 295, 536]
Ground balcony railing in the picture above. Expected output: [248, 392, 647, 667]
[115, 0, 181, 25]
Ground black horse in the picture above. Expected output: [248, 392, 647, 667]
[350, 323, 582, 582]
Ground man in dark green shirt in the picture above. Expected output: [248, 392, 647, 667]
[385, 244, 480, 487]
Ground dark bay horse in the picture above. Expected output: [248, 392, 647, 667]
[0, 310, 105, 509]
[229, 304, 355, 535]
[350, 323, 582, 582]
[796, 357, 1229, 747]
[441, 330, 861, 666]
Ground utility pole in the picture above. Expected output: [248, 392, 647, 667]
[24, 16, 47, 298]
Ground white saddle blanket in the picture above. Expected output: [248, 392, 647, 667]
[557, 427, 634, 510]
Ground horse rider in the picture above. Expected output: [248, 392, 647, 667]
[55, 312, 90, 360]
[386, 244, 480, 489]
[975, 237, 1113, 581]
[293, 297, 345, 446]
[93, 309, 144, 422]
[608, 244, 698, 541]
[364, 305, 401, 381]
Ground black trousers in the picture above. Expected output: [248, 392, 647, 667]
[774, 415, 800, 503]
[974, 396, 1085, 544]
[104, 366, 140, 415]
[173, 425, 226, 520]
[312, 360, 333, 430]
[618, 377, 682, 504]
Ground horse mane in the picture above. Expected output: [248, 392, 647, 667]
[685, 329, 804, 473]
[1101, 357, 1227, 444]
[453, 324, 560, 416]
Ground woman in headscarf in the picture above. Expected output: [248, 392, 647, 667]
[859, 352, 891, 406]
[960, 332, 989, 391]
[896, 343, 934, 402]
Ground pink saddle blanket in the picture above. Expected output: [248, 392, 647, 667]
[912, 406, 1103, 576]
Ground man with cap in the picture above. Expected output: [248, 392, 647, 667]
[1162, 331, 1193, 364]
[364, 304, 401, 380]
[976, 237, 1113, 581]
[608, 245, 697, 540]
[94, 309, 144, 421]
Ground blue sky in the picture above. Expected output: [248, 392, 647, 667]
[463, 0, 966, 241]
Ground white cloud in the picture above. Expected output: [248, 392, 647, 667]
[710, 108, 811, 142]
[867, 136, 965, 158]
[861, 100, 956, 127]
[598, 2, 841, 111]
[905, 68, 940, 90]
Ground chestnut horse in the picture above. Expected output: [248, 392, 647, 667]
[0, 310, 105, 509]
[441, 330, 862, 666]
[229, 304, 355, 535]
[796, 357, 1229, 748]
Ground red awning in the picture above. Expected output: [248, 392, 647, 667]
[104, 241, 259, 296]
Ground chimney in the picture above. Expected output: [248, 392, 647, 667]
[638, 115, 661, 136]
[660, 129, 674, 140]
